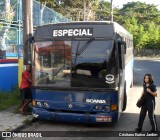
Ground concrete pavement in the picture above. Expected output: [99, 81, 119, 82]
[0, 106, 33, 132]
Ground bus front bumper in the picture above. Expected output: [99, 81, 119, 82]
[32, 107, 118, 123]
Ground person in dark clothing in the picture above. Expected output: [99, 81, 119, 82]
[135, 74, 158, 132]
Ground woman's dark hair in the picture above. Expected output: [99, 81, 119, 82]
[143, 74, 154, 84]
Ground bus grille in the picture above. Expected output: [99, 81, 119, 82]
[48, 109, 97, 114]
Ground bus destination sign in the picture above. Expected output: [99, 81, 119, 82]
[53, 28, 93, 37]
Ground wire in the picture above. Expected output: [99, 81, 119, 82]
[99, 0, 110, 13]
[54, 0, 77, 20]
[97, 0, 111, 21]
[71, 1, 81, 9]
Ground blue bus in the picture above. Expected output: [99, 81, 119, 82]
[31, 21, 134, 123]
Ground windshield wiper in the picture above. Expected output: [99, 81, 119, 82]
[73, 37, 95, 66]
[76, 37, 95, 56]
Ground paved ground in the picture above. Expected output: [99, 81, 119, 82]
[0, 106, 33, 132]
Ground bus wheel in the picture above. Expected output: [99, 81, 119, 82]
[130, 70, 134, 88]
[122, 84, 127, 111]
[130, 80, 133, 88]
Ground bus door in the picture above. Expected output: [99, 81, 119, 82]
[118, 41, 126, 112]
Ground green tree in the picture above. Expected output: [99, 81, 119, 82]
[116, 1, 160, 49]
[95, 0, 110, 21]
[39, 0, 100, 21]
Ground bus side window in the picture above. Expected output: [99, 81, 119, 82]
[121, 41, 126, 54]
[118, 42, 125, 69]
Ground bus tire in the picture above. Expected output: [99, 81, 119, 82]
[130, 80, 133, 88]
[130, 70, 134, 88]
[122, 83, 127, 111]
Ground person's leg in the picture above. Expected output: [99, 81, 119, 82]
[137, 105, 147, 131]
[148, 101, 158, 132]
[19, 89, 25, 113]
[21, 88, 32, 114]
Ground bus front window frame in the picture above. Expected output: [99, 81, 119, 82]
[33, 39, 117, 90]
[33, 40, 72, 88]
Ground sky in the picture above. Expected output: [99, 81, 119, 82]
[105, 0, 160, 10]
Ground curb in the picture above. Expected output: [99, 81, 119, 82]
[1, 116, 37, 140]
[11, 115, 37, 132]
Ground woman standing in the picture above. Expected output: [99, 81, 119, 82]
[135, 74, 158, 132]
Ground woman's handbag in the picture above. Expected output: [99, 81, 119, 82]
[136, 94, 145, 108]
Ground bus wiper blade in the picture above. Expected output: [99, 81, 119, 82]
[77, 37, 95, 56]
[73, 37, 95, 66]
[53, 65, 65, 76]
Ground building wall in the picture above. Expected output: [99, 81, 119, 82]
[0, 59, 18, 92]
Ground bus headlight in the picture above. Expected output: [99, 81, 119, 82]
[44, 102, 49, 108]
[95, 105, 102, 111]
[104, 106, 110, 112]
[37, 101, 42, 107]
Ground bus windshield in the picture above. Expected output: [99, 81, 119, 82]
[33, 39, 116, 89]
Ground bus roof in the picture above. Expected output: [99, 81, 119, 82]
[35, 21, 132, 40]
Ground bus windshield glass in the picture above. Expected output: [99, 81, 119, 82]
[33, 39, 116, 89]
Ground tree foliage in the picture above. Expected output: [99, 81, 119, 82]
[39, 1, 160, 50]
[39, 0, 101, 21]
[117, 2, 160, 49]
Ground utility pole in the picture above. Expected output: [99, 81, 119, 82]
[22, 0, 33, 64]
[110, 0, 113, 22]
[17, 0, 22, 59]
[83, 0, 86, 21]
